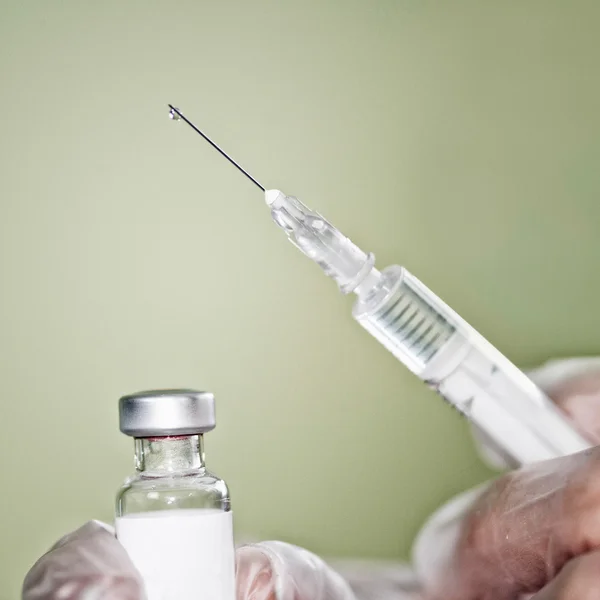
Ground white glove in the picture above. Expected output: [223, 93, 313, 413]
[236, 541, 356, 600]
[22, 521, 356, 600]
[413, 356, 600, 592]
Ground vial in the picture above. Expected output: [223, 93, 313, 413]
[115, 389, 235, 600]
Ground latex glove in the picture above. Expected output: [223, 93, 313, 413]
[528, 551, 600, 600]
[236, 542, 356, 600]
[427, 444, 600, 599]
[23, 521, 355, 600]
[415, 357, 600, 597]
[532, 357, 600, 444]
[413, 357, 600, 590]
[22, 521, 143, 599]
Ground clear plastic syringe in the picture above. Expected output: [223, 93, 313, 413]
[169, 105, 591, 466]
[264, 189, 591, 465]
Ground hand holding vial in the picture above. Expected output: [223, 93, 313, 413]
[21, 521, 356, 600]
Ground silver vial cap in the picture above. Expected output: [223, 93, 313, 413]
[119, 389, 216, 437]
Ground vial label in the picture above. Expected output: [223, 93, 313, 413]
[116, 509, 235, 600]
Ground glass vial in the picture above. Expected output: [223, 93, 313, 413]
[115, 389, 235, 600]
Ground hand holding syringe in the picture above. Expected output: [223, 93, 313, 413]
[168, 105, 591, 466]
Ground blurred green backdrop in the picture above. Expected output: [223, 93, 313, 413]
[1, 0, 599, 597]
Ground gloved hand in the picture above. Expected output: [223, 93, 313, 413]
[427, 361, 600, 600]
[22, 521, 356, 600]
[413, 357, 600, 591]
[427, 446, 600, 600]
[535, 360, 600, 444]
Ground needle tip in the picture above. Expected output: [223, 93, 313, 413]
[165, 104, 265, 191]
[168, 105, 181, 121]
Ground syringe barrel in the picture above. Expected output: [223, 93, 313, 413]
[353, 266, 590, 465]
[263, 189, 589, 464]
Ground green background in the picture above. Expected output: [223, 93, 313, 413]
[1, 1, 599, 597]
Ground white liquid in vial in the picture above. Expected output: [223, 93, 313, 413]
[116, 509, 235, 600]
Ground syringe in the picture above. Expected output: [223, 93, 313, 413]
[169, 105, 591, 466]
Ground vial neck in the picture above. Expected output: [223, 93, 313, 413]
[135, 435, 205, 475]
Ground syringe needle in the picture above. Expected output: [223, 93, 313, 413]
[168, 104, 266, 192]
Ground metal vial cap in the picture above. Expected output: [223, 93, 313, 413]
[119, 389, 216, 437]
